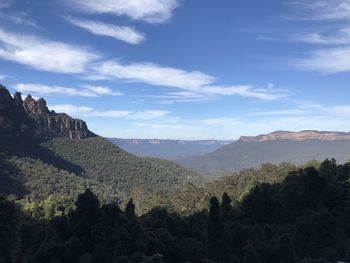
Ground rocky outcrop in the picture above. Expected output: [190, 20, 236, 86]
[239, 130, 350, 142]
[0, 84, 94, 140]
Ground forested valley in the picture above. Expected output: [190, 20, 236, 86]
[2, 159, 350, 263]
[2, 85, 350, 262]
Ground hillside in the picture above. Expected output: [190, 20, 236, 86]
[108, 138, 232, 160]
[3, 158, 350, 263]
[43, 137, 202, 195]
[179, 130, 350, 174]
[0, 84, 202, 210]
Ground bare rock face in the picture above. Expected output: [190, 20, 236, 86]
[0, 84, 94, 140]
[0, 85, 33, 137]
[45, 115, 91, 139]
[239, 130, 350, 142]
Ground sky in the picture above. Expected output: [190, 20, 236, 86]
[1, 0, 350, 140]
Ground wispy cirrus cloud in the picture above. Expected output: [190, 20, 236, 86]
[50, 104, 170, 120]
[250, 102, 350, 119]
[280, 1, 350, 74]
[0, 28, 100, 74]
[88, 60, 288, 102]
[0, 27, 287, 102]
[294, 46, 350, 73]
[15, 83, 122, 97]
[50, 104, 93, 114]
[0, 11, 38, 27]
[290, 27, 350, 45]
[71, 0, 180, 24]
[65, 16, 145, 44]
[201, 84, 287, 101]
[288, 0, 350, 21]
[88, 60, 216, 90]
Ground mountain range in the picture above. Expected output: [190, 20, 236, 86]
[108, 138, 233, 160]
[178, 130, 350, 174]
[0, 84, 201, 210]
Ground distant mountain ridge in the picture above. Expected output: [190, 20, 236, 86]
[108, 138, 233, 160]
[239, 130, 350, 142]
[179, 130, 350, 175]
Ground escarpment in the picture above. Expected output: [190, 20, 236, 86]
[0, 84, 95, 140]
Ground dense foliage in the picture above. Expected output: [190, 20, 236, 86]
[0, 135, 326, 215]
[1, 159, 350, 262]
[0, 136, 202, 212]
[43, 137, 202, 195]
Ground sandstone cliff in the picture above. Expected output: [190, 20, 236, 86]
[0, 84, 94, 140]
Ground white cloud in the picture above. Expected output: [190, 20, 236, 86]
[49, 103, 170, 120]
[15, 83, 122, 97]
[294, 46, 350, 73]
[0, 11, 38, 27]
[250, 109, 310, 116]
[65, 16, 145, 44]
[155, 91, 212, 104]
[89, 60, 288, 101]
[84, 110, 132, 118]
[82, 85, 123, 96]
[202, 85, 288, 101]
[288, 0, 350, 21]
[290, 27, 350, 45]
[0, 73, 4, 80]
[50, 104, 93, 114]
[0, 28, 99, 74]
[200, 118, 241, 126]
[71, 0, 180, 24]
[89, 61, 216, 90]
[250, 103, 350, 120]
[84, 109, 170, 119]
[129, 110, 171, 120]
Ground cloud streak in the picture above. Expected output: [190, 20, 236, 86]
[50, 104, 170, 120]
[294, 46, 350, 73]
[89, 61, 216, 90]
[71, 0, 180, 24]
[0, 28, 99, 74]
[89, 60, 288, 101]
[281, 1, 350, 73]
[65, 16, 145, 44]
[290, 27, 350, 45]
[15, 83, 122, 97]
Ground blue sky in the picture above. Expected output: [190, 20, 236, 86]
[1, 0, 350, 139]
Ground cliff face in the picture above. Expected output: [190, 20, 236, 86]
[0, 84, 94, 140]
[239, 130, 350, 142]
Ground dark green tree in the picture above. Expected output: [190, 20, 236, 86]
[220, 192, 232, 222]
[125, 198, 136, 221]
[0, 197, 18, 263]
[207, 196, 231, 262]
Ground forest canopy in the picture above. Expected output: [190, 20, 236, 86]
[1, 159, 350, 263]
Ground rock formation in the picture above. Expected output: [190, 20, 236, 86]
[0, 84, 94, 140]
